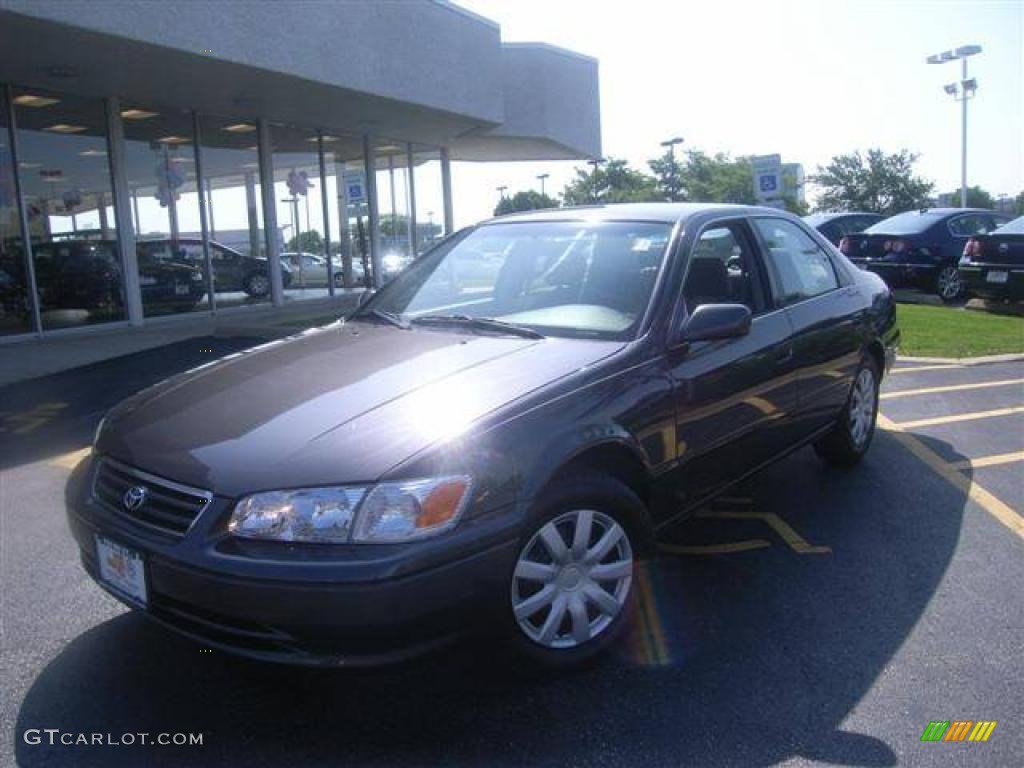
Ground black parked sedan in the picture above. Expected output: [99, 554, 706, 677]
[959, 216, 1024, 302]
[803, 212, 884, 246]
[68, 204, 898, 668]
[842, 208, 1011, 302]
[137, 237, 292, 297]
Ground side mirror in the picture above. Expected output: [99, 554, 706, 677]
[681, 303, 752, 343]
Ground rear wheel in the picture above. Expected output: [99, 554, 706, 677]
[244, 273, 270, 297]
[506, 471, 643, 668]
[936, 266, 965, 303]
[814, 357, 879, 466]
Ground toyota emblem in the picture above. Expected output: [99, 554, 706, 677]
[123, 485, 148, 512]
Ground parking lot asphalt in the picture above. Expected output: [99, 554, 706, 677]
[1, 342, 1021, 767]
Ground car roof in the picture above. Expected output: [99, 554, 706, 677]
[913, 207, 995, 217]
[481, 202, 795, 226]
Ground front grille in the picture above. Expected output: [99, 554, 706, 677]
[93, 458, 211, 537]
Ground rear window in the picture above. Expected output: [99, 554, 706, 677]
[864, 211, 944, 235]
[993, 217, 1024, 235]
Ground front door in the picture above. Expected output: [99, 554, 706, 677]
[670, 218, 800, 508]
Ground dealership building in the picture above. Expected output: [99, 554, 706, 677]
[0, 0, 600, 342]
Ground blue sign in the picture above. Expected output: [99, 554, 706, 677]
[759, 174, 778, 193]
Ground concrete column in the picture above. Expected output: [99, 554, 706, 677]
[440, 146, 454, 235]
[363, 134, 382, 288]
[104, 96, 143, 326]
[192, 111, 216, 312]
[244, 173, 260, 256]
[317, 133, 334, 297]
[406, 143, 418, 255]
[5, 83, 43, 335]
[257, 119, 283, 305]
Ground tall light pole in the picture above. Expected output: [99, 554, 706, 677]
[586, 157, 605, 202]
[496, 185, 508, 204]
[660, 136, 684, 201]
[927, 45, 981, 208]
[536, 173, 550, 197]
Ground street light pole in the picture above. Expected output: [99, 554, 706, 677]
[536, 173, 550, 197]
[660, 136, 684, 201]
[927, 45, 981, 208]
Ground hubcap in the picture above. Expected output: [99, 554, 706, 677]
[250, 275, 269, 295]
[848, 367, 876, 449]
[938, 267, 961, 299]
[511, 509, 633, 649]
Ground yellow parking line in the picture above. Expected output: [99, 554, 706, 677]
[49, 447, 91, 469]
[878, 413, 1024, 540]
[696, 510, 832, 554]
[881, 378, 1024, 400]
[890, 364, 964, 374]
[659, 539, 771, 555]
[950, 451, 1024, 471]
[893, 406, 1024, 430]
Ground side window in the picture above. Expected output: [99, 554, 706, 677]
[683, 221, 760, 312]
[948, 215, 988, 237]
[753, 218, 839, 305]
[211, 245, 237, 263]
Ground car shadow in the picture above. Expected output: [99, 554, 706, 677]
[14, 431, 969, 767]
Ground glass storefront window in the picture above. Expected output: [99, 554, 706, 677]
[13, 87, 124, 330]
[323, 134, 371, 290]
[122, 105, 207, 317]
[410, 147, 447, 255]
[1, 90, 33, 336]
[268, 124, 327, 301]
[374, 140, 413, 284]
[197, 114, 268, 307]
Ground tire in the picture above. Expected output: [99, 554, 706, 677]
[334, 272, 346, 288]
[936, 265, 965, 303]
[814, 356, 880, 467]
[504, 470, 644, 669]
[244, 273, 270, 297]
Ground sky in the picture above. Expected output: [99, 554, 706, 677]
[446, 0, 1023, 226]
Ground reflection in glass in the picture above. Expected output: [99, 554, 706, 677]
[122, 105, 206, 316]
[269, 124, 326, 301]
[13, 87, 124, 329]
[0, 91, 33, 335]
[410, 147, 447, 256]
[323, 133, 372, 291]
[197, 115, 269, 307]
[374, 141, 413, 284]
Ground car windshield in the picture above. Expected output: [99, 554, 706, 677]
[359, 220, 672, 340]
[864, 211, 945, 235]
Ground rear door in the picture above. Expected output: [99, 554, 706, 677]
[669, 217, 800, 505]
[752, 216, 862, 437]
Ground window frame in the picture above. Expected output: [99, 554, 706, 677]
[750, 215, 844, 308]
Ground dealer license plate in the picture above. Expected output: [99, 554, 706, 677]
[95, 535, 148, 606]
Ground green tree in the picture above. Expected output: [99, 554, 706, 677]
[1015, 191, 1024, 215]
[285, 230, 323, 253]
[812, 149, 933, 215]
[493, 190, 559, 216]
[649, 150, 686, 201]
[561, 158, 660, 205]
[939, 186, 995, 209]
[379, 214, 411, 237]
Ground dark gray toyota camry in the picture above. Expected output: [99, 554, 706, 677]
[67, 203, 898, 667]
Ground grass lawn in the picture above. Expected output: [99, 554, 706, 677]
[898, 304, 1024, 358]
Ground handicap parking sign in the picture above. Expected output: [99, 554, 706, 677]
[759, 174, 778, 193]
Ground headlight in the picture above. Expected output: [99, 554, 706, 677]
[228, 476, 471, 544]
[229, 487, 367, 543]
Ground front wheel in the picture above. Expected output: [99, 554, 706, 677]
[243, 273, 270, 297]
[506, 471, 642, 669]
[814, 357, 880, 466]
[936, 266, 965, 303]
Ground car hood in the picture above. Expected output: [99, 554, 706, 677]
[100, 321, 623, 496]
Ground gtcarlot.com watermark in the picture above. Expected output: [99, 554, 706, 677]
[23, 729, 203, 747]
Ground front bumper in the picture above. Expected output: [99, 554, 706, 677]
[66, 456, 521, 666]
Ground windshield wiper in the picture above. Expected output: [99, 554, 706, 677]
[357, 308, 410, 329]
[410, 314, 545, 339]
